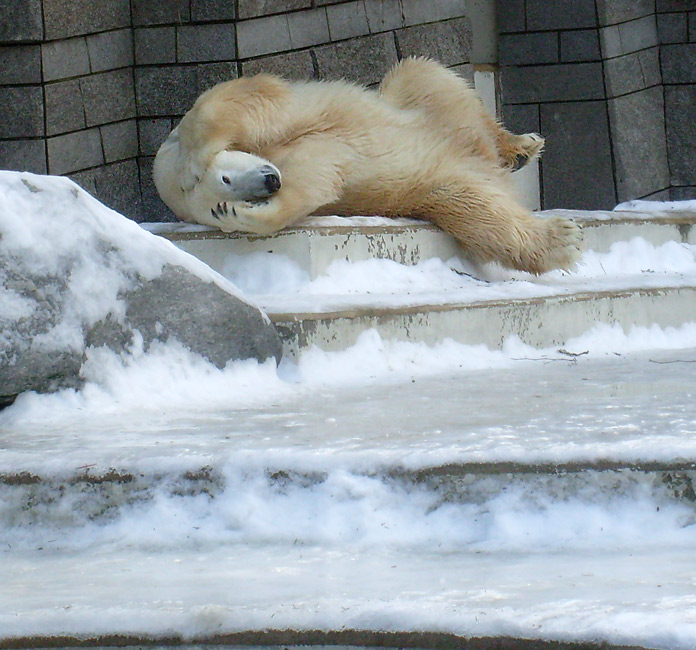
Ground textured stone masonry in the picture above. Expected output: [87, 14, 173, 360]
[0, 0, 694, 219]
[500, 0, 694, 208]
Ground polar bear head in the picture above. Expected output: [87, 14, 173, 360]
[200, 150, 282, 202]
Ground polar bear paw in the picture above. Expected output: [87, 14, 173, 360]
[527, 217, 583, 274]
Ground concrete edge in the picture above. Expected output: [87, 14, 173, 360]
[4, 460, 696, 487]
[266, 285, 694, 321]
[157, 211, 696, 243]
[0, 628, 652, 650]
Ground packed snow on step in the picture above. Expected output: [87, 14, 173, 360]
[220, 236, 696, 313]
[615, 198, 696, 213]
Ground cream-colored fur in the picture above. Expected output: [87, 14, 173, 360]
[154, 57, 581, 274]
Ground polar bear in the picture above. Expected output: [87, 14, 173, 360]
[154, 57, 581, 274]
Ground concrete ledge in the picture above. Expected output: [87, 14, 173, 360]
[159, 210, 696, 278]
[270, 286, 696, 354]
[0, 629, 652, 650]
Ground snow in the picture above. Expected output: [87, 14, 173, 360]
[3, 189, 696, 648]
[615, 199, 696, 213]
[220, 237, 696, 313]
[0, 171, 251, 353]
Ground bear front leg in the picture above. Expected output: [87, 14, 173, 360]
[423, 171, 582, 274]
[207, 135, 352, 234]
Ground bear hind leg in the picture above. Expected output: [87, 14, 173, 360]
[423, 173, 582, 274]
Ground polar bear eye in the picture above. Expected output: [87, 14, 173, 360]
[221, 175, 231, 185]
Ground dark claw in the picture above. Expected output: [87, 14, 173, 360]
[210, 208, 220, 220]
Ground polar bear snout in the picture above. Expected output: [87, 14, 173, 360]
[262, 166, 282, 193]
[208, 151, 282, 202]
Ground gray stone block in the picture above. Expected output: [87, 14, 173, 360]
[364, 0, 404, 33]
[396, 18, 473, 67]
[43, 0, 130, 39]
[237, 9, 330, 58]
[0, 46, 41, 84]
[241, 50, 316, 79]
[499, 32, 558, 66]
[191, 0, 237, 22]
[671, 186, 696, 200]
[134, 27, 176, 65]
[42, 37, 90, 82]
[135, 67, 200, 116]
[238, 0, 312, 20]
[502, 103, 541, 136]
[539, 101, 616, 209]
[657, 12, 688, 43]
[604, 47, 661, 97]
[401, 0, 466, 27]
[139, 119, 174, 156]
[608, 86, 670, 202]
[0, 0, 43, 42]
[447, 63, 475, 84]
[665, 84, 696, 186]
[83, 159, 143, 219]
[0, 86, 44, 139]
[287, 7, 331, 49]
[560, 30, 601, 62]
[177, 24, 237, 63]
[237, 14, 293, 58]
[45, 79, 86, 136]
[195, 62, 238, 93]
[87, 29, 133, 73]
[131, 0, 190, 26]
[101, 120, 138, 163]
[0, 140, 47, 174]
[691, 12, 696, 41]
[467, 0, 498, 64]
[81, 69, 136, 127]
[596, 0, 655, 26]
[497, 0, 525, 33]
[48, 128, 104, 175]
[501, 63, 605, 104]
[657, 0, 696, 11]
[327, 1, 370, 41]
[600, 15, 658, 59]
[661, 43, 696, 82]
[139, 155, 177, 222]
[526, 0, 596, 31]
[314, 32, 398, 85]
[639, 188, 671, 200]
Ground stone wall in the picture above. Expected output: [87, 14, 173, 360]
[659, 0, 696, 200]
[2, 0, 693, 218]
[0, 0, 479, 222]
[499, 0, 694, 210]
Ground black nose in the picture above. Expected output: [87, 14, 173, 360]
[264, 172, 281, 193]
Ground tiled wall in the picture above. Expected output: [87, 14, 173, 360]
[499, 0, 694, 209]
[0, 0, 480, 221]
[1, 0, 693, 218]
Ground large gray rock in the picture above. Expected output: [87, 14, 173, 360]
[0, 171, 282, 406]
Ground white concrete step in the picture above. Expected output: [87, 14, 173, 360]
[269, 285, 696, 356]
[153, 210, 696, 356]
[2, 349, 696, 650]
[158, 209, 696, 278]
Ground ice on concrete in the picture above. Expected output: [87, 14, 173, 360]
[218, 237, 696, 313]
[615, 199, 696, 213]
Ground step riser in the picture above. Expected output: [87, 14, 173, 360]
[583, 220, 696, 252]
[168, 215, 696, 279]
[173, 224, 462, 279]
[272, 286, 696, 356]
[3, 467, 694, 528]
